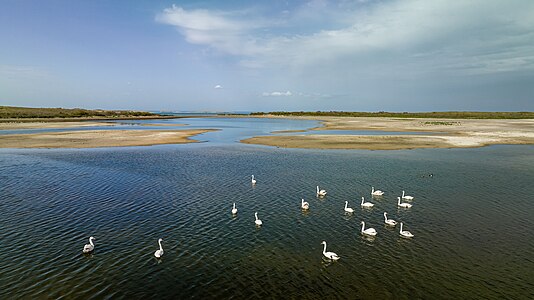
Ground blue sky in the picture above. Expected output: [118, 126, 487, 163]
[1, 0, 533, 112]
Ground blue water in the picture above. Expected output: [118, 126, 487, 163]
[1, 118, 533, 299]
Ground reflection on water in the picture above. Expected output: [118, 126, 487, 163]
[0, 120, 533, 298]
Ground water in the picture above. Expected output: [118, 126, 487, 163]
[1, 118, 533, 299]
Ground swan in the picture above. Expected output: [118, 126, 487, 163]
[231, 203, 237, 215]
[383, 212, 397, 226]
[82, 236, 95, 253]
[301, 198, 309, 210]
[361, 221, 377, 236]
[316, 186, 327, 196]
[254, 212, 263, 226]
[251, 175, 256, 185]
[321, 241, 340, 260]
[361, 197, 374, 208]
[397, 197, 412, 208]
[154, 238, 164, 258]
[402, 190, 414, 200]
[344, 201, 354, 213]
[400, 222, 414, 238]
[371, 187, 384, 196]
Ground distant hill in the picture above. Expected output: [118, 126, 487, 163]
[0, 106, 160, 119]
[251, 111, 534, 119]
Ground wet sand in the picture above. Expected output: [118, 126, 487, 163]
[241, 116, 534, 150]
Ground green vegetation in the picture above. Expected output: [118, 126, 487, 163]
[0, 106, 159, 119]
[250, 111, 534, 119]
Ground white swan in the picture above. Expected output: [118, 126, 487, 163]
[321, 241, 340, 260]
[254, 212, 262, 226]
[383, 212, 397, 226]
[402, 190, 414, 200]
[316, 186, 327, 196]
[344, 201, 354, 213]
[301, 198, 309, 210]
[400, 222, 414, 238]
[397, 197, 413, 208]
[361, 196, 374, 208]
[154, 238, 164, 258]
[231, 203, 237, 215]
[371, 187, 384, 196]
[82, 236, 95, 253]
[251, 175, 256, 185]
[361, 221, 377, 236]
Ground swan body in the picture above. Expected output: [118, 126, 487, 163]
[402, 190, 414, 200]
[251, 175, 256, 185]
[361, 221, 377, 236]
[384, 212, 397, 226]
[400, 222, 414, 238]
[82, 236, 95, 253]
[344, 201, 354, 213]
[361, 197, 374, 208]
[371, 187, 384, 196]
[255, 212, 263, 226]
[321, 241, 340, 260]
[231, 203, 237, 215]
[154, 238, 164, 258]
[301, 198, 309, 210]
[383, 212, 397, 226]
[316, 186, 327, 196]
[397, 197, 413, 208]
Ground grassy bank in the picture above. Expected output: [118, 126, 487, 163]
[251, 111, 534, 119]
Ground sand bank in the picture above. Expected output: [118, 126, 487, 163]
[0, 129, 214, 148]
[241, 116, 534, 150]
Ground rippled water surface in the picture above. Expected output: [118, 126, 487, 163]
[1, 118, 533, 299]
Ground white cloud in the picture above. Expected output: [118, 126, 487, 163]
[214, 84, 223, 89]
[262, 91, 292, 97]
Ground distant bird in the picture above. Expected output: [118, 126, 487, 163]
[154, 238, 164, 258]
[402, 190, 414, 200]
[82, 236, 95, 253]
[361, 196, 374, 208]
[361, 221, 377, 236]
[301, 198, 309, 210]
[232, 203, 237, 215]
[400, 222, 414, 238]
[254, 212, 262, 226]
[316, 186, 327, 196]
[321, 241, 340, 260]
[344, 201, 354, 213]
[371, 187, 384, 196]
[251, 175, 257, 185]
[397, 197, 413, 208]
[383, 212, 397, 226]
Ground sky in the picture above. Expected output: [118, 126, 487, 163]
[1, 0, 533, 112]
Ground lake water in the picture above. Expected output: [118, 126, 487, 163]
[1, 118, 533, 299]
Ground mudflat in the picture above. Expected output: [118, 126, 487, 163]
[241, 116, 534, 150]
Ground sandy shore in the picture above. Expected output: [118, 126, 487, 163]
[241, 116, 534, 150]
[0, 129, 214, 148]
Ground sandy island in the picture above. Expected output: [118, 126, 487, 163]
[241, 116, 534, 150]
[0, 129, 214, 148]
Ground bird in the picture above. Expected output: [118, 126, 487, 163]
[82, 236, 95, 253]
[254, 212, 262, 226]
[361, 221, 377, 236]
[371, 187, 384, 196]
[251, 175, 256, 185]
[361, 197, 374, 208]
[383, 212, 397, 226]
[402, 190, 414, 200]
[397, 197, 413, 208]
[400, 222, 414, 238]
[231, 202, 237, 215]
[321, 241, 340, 260]
[344, 201, 354, 213]
[316, 186, 327, 196]
[301, 198, 309, 210]
[154, 238, 164, 258]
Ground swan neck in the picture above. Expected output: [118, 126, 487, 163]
[89, 238, 94, 246]
[322, 242, 327, 254]
[400, 223, 403, 231]
[345, 201, 348, 209]
[384, 213, 387, 221]
[158, 240, 163, 251]
[361, 222, 365, 232]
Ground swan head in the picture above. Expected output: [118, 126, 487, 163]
[361, 221, 365, 225]
[158, 238, 163, 243]
[383, 212, 387, 216]
[89, 236, 95, 240]
[321, 241, 326, 245]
